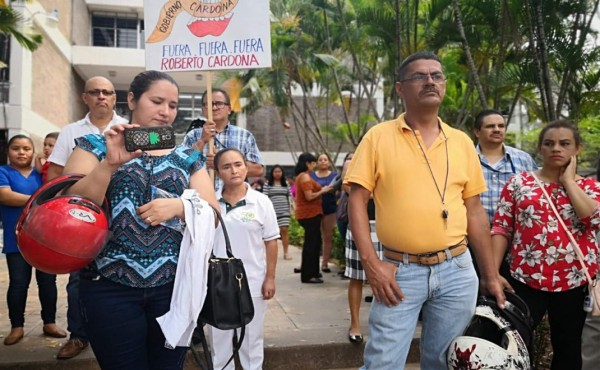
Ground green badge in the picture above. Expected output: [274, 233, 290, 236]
[149, 132, 160, 145]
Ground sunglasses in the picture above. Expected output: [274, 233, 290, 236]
[86, 89, 115, 97]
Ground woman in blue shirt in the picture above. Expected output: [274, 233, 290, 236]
[310, 153, 337, 272]
[0, 135, 66, 345]
[63, 71, 218, 369]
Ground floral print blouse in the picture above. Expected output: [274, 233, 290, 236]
[492, 172, 600, 291]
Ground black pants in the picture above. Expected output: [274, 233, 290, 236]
[509, 277, 586, 370]
[298, 215, 322, 282]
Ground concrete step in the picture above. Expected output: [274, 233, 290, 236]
[0, 337, 421, 370]
[0, 238, 422, 370]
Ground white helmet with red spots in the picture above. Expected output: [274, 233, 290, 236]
[447, 291, 532, 370]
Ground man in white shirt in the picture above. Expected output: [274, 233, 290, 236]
[48, 76, 127, 180]
[47, 76, 127, 359]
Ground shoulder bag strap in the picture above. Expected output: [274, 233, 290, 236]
[209, 206, 246, 370]
[210, 206, 234, 258]
[531, 172, 596, 286]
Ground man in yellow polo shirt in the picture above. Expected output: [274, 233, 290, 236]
[345, 51, 505, 370]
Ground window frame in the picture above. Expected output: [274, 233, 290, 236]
[91, 12, 144, 49]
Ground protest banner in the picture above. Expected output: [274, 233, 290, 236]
[143, 0, 271, 181]
[143, 0, 272, 72]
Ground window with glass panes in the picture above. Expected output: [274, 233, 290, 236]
[92, 13, 144, 49]
[174, 94, 205, 134]
[115, 91, 129, 119]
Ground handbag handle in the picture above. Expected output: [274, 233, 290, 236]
[210, 206, 234, 259]
[531, 172, 597, 287]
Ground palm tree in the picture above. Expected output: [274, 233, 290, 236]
[0, 2, 43, 68]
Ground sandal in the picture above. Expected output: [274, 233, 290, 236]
[348, 329, 363, 344]
[284, 254, 292, 260]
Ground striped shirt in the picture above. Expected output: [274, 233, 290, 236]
[477, 144, 537, 223]
[263, 184, 292, 227]
[183, 123, 263, 191]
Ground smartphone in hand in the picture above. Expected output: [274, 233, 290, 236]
[124, 126, 176, 152]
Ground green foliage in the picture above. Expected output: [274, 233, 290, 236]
[518, 124, 543, 164]
[504, 132, 517, 148]
[579, 91, 600, 119]
[578, 115, 600, 172]
[260, 0, 600, 157]
[288, 217, 304, 247]
[331, 227, 345, 265]
[0, 6, 42, 55]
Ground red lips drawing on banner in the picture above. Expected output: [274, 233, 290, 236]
[147, 0, 238, 43]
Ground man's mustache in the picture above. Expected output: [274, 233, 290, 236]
[420, 87, 439, 96]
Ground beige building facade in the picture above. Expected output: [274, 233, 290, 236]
[2, 0, 210, 155]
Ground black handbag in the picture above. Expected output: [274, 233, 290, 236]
[197, 208, 254, 369]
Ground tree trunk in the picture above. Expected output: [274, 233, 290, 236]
[394, 0, 401, 117]
[322, 8, 357, 145]
[533, 0, 556, 121]
[524, 0, 550, 122]
[452, 0, 488, 109]
[413, 0, 419, 51]
[456, 78, 474, 130]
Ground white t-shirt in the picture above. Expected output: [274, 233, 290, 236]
[214, 184, 280, 297]
[48, 112, 128, 166]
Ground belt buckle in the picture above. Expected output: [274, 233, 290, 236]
[417, 250, 435, 258]
[416, 251, 436, 259]
[416, 250, 443, 265]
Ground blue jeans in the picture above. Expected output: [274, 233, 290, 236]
[66, 271, 87, 341]
[5, 252, 58, 328]
[79, 275, 188, 370]
[361, 249, 478, 370]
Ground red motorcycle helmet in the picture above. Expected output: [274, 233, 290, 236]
[15, 174, 110, 274]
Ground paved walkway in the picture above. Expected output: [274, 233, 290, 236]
[0, 227, 421, 369]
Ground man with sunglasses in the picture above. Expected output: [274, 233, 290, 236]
[183, 88, 264, 191]
[47, 76, 127, 360]
[345, 51, 505, 369]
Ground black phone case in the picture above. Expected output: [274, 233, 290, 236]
[124, 126, 176, 152]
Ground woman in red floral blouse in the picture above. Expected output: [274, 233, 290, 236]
[492, 120, 600, 370]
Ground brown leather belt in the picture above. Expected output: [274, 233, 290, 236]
[383, 243, 467, 266]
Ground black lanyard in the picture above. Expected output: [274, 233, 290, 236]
[409, 125, 450, 222]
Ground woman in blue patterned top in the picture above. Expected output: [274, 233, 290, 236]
[62, 71, 218, 370]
